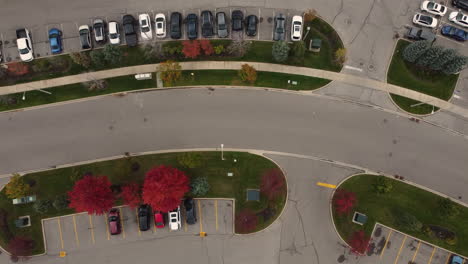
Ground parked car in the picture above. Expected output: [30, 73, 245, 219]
[245, 15, 258, 36]
[449, 11, 468, 28]
[48, 28, 62, 54]
[441, 25, 468, 41]
[412, 13, 438, 28]
[170, 12, 182, 39]
[291, 15, 303, 41]
[155, 13, 166, 38]
[16, 28, 33, 62]
[78, 25, 92, 50]
[405, 26, 436, 42]
[452, 0, 468, 11]
[231, 10, 244, 31]
[186, 13, 198, 40]
[168, 206, 181, 231]
[139, 13, 153, 40]
[154, 211, 165, 229]
[184, 198, 197, 225]
[138, 204, 150, 231]
[451, 255, 463, 264]
[201, 10, 214, 37]
[273, 14, 286, 41]
[216, 12, 228, 38]
[123, 14, 138, 46]
[108, 209, 121, 235]
[108, 21, 121, 45]
[420, 1, 447, 16]
[93, 19, 106, 43]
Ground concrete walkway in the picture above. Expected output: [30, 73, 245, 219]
[1, 61, 468, 118]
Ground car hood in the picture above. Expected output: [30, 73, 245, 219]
[170, 222, 178, 229]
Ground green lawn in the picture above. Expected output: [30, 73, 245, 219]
[168, 70, 330, 91]
[0, 151, 286, 254]
[387, 40, 458, 115]
[333, 174, 468, 255]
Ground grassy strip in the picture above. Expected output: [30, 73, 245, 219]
[333, 174, 468, 255]
[0, 151, 286, 254]
[168, 70, 331, 91]
[387, 40, 458, 115]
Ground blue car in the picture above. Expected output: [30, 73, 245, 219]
[441, 25, 468, 41]
[451, 255, 463, 264]
[48, 28, 63, 54]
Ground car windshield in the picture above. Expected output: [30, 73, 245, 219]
[109, 216, 118, 221]
[456, 13, 464, 20]
[141, 26, 150, 32]
[219, 23, 226, 30]
[293, 21, 301, 25]
[427, 2, 435, 9]
[420, 16, 432, 23]
[19, 48, 29, 54]
[157, 23, 163, 29]
[51, 45, 59, 50]
[110, 33, 118, 38]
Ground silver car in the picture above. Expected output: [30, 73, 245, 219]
[216, 12, 228, 38]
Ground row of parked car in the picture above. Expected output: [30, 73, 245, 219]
[14, 10, 304, 62]
[108, 198, 196, 235]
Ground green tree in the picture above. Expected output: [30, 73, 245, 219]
[102, 44, 123, 65]
[33, 199, 52, 214]
[177, 152, 203, 168]
[438, 197, 460, 218]
[334, 48, 347, 65]
[190, 177, 210, 196]
[402, 41, 431, 63]
[272, 41, 290, 62]
[53, 194, 69, 210]
[69, 52, 91, 68]
[395, 211, 422, 231]
[415, 45, 444, 67]
[291, 41, 306, 63]
[5, 174, 30, 199]
[373, 176, 393, 194]
[442, 56, 468, 75]
[429, 48, 457, 71]
[90, 50, 106, 68]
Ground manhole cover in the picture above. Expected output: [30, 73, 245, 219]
[368, 64, 376, 72]
[337, 255, 346, 263]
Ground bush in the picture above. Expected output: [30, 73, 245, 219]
[304, 9, 318, 22]
[200, 40, 214, 56]
[33, 199, 53, 214]
[5, 173, 30, 199]
[31, 59, 51, 73]
[69, 52, 91, 68]
[158, 60, 182, 85]
[438, 197, 460, 218]
[373, 176, 393, 194]
[260, 168, 285, 200]
[348, 230, 370, 255]
[8, 236, 34, 261]
[402, 40, 431, 63]
[445, 236, 458, 245]
[102, 44, 123, 65]
[90, 50, 106, 68]
[238, 64, 257, 84]
[235, 209, 258, 233]
[142, 42, 164, 61]
[430, 48, 457, 71]
[214, 45, 225, 55]
[84, 79, 108, 92]
[291, 41, 306, 63]
[163, 42, 183, 57]
[443, 56, 468, 75]
[190, 177, 210, 196]
[53, 194, 69, 210]
[334, 48, 347, 65]
[227, 39, 251, 57]
[395, 211, 422, 231]
[0, 209, 13, 241]
[333, 189, 356, 215]
[177, 152, 203, 168]
[272, 41, 290, 62]
[182, 40, 201, 59]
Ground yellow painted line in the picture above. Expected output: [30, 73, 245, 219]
[393, 235, 407, 264]
[411, 241, 421, 263]
[154, 220, 157, 233]
[104, 214, 110, 240]
[198, 200, 203, 233]
[316, 182, 336, 189]
[72, 215, 80, 247]
[57, 218, 64, 249]
[428, 247, 436, 264]
[119, 208, 126, 239]
[380, 230, 393, 258]
[445, 253, 451, 264]
[184, 209, 188, 232]
[215, 200, 218, 232]
[88, 215, 95, 244]
[136, 208, 141, 237]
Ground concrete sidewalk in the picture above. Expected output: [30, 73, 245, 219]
[1, 61, 467, 118]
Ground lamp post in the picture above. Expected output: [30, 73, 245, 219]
[221, 144, 225, 160]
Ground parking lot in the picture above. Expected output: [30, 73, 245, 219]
[42, 199, 233, 255]
[0, 7, 303, 63]
[362, 224, 466, 264]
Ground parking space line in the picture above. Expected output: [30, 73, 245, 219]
[57, 218, 64, 249]
[119, 208, 126, 239]
[198, 200, 203, 233]
[445, 253, 451, 264]
[215, 200, 218, 232]
[411, 241, 421, 263]
[88, 215, 95, 244]
[393, 235, 407, 264]
[258, 8, 261, 40]
[72, 215, 80, 247]
[136, 208, 141, 236]
[104, 214, 110, 240]
[316, 182, 336, 189]
[380, 230, 393, 258]
[428, 247, 436, 264]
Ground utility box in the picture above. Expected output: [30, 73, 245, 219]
[135, 73, 152, 80]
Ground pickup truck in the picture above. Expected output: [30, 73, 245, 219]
[16, 28, 34, 62]
[405, 27, 436, 42]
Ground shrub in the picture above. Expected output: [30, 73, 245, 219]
[445, 236, 458, 245]
[190, 177, 210, 196]
[69, 52, 91, 68]
[442, 55, 468, 75]
[348, 230, 370, 255]
[177, 152, 203, 168]
[214, 45, 225, 55]
[333, 189, 356, 215]
[0, 209, 13, 241]
[272, 41, 290, 62]
[430, 48, 457, 71]
[53, 194, 69, 210]
[102, 44, 123, 65]
[334, 48, 347, 65]
[402, 40, 431, 63]
[415, 45, 444, 67]
[238, 64, 257, 84]
[33, 199, 53, 214]
[373, 176, 393, 194]
[227, 39, 251, 57]
[235, 209, 258, 233]
[437, 197, 460, 218]
[8, 236, 34, 261]
[304, 9, 318, 22]
[84, 79, 108, 92]
[291, 41, 306, 63]
[395, 211, 422, 231]
[163, 42, 183, 57]
[5, 173, 30, 199]
[200, 39, 214, 56]
[90, 50, 106, 68]
[31, 59, 51, 73]
[142, 42, 164, 61]
[158, 60, 182, 85]
[260, 168, 285, 200]
[182, 40, 201, 59]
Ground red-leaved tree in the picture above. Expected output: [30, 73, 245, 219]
[333, 189, 357, 215]
[8, 236, 34, 260]
[68, 175, 115, 215]
[182, 40, 201, 59]
[348, 230, 371, 255]
[235, 209, 258, 233]
[120, 183, 141, 208]
[260, 168, 285, 200]
[142, 165, 189, 212]
[200, 39, 214, 56]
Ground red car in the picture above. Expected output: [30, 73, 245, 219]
[108, 209, 121, 235]
[154, 211, 165, 228]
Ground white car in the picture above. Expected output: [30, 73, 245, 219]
[449, 12, 468, 28]
[420, 1, 447, 17]
[155, 13, 166, 38]
[291, 15, 303, 41]
[16, 28, 34, 62]
[139, 13, 153, 40]
[169, 206, 181, 231]
[412, 13, 438, 28]
[108, 21, 121, 45]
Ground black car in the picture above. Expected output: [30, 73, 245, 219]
[138, 204, 150, 231]
[232, 10, 244, 31]
[405, 27, 436, 42]
[186, 13, 198, 40]
[453, 0, 468, 11]
[273, 14, 286, 41]
[184, 198, 197, 225]
[122, 14, 138, 47]
[245, 15, 258, 36]
[170, 12, 182, 39]
[201, 10, 214, 38]
[78, 25, 92, 50]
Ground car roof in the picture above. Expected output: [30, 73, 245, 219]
[108, 21, 118, 31]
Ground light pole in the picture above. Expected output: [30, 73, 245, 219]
[220, 144, 225, 160]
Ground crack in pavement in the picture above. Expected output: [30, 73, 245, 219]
[331, 0, 344, 25]
[350, 0, 376, 44]
[288, 198, 308, 247]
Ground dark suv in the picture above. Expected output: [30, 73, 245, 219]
[184, 198, 197, 225]
[232, 10, 244, 31]
[453, 0, 468, 11]
[186, 13, 198, 40]
[170, 12, 182, 39]
[245, 15, 258, 36]
[201, 10, 214, 38]
[122, 14, 138, 46]
[138, 204, 150, 231]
